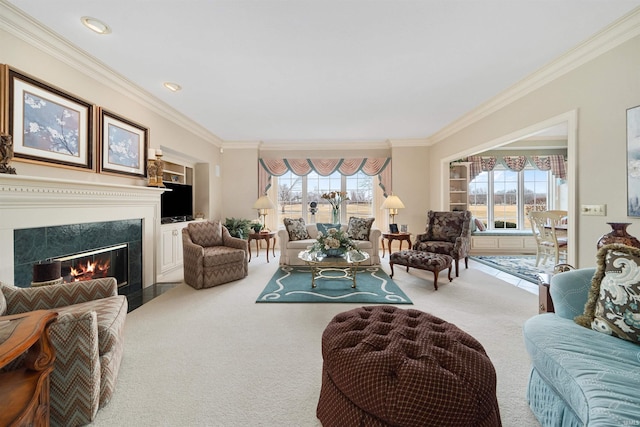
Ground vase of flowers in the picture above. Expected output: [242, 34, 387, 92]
[321, 191, 349, 224]
[311, 227, 357, 257]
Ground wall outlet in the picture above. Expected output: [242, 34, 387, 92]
[581, 204, 606, 216]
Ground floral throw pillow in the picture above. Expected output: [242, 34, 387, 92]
[283, 218, 310, 241]
[317, 223, 341, 236]
[346, 217, 374, 241]
[575, 244, 640, 345]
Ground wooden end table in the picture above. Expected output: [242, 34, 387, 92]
[381, 232, 412, 257]
[248, 231, 276, 263]
[537, 273, 555, 314]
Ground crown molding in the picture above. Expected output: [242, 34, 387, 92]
[387, 138, 432, 148]
[0, 1, 223, 147]
[431, 6, 640, 144]
[222, 140, 262, 150]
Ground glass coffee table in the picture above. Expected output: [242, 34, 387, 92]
[298, 250, 370, 288]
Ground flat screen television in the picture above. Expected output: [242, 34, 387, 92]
[161, 182, 193, 223]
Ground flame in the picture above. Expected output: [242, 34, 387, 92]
[69, 258, 110, 282]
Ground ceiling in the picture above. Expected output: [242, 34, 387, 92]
[5, 0, 640, 145]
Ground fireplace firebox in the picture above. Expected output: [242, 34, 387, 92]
[54, 244, 129, 286]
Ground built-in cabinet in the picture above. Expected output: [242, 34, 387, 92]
[160, 221, 190, 275]
[162, 160, 193, 185]
[449, 162, 470, 211]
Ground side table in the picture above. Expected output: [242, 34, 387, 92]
[248, 231, 277, 263]
[381, 232, 412, 257]
[537, 273, 555, 314]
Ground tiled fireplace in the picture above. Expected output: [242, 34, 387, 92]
[0, 175, 164, 291]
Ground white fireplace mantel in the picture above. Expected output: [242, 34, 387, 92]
[0, 174, 165, 287]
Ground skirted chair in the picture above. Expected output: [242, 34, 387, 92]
[182, 220, 249, 289]
[413, 210, 472, 277]
[0, 277, 127, 427]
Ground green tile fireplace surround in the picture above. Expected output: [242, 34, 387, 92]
[13, 219, 143, 294]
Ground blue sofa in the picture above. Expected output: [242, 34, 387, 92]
[523, 268, 640, 426]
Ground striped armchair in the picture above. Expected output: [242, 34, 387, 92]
[0, 278, 127, 427]
[182, 220, 249, 289]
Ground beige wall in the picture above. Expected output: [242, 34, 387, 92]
[428, 34, 640, 267]
[0, 28, 222, 219]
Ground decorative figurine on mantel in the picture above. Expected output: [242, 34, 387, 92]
[0, 133, 17, 174]
[147, 148, 165, 187]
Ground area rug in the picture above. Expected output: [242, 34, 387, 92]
[470, 255, 555, 284]
[256, 266, 412, 304]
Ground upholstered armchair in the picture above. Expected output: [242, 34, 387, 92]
[413, 210, 472, 277]
[0, 277, 127, 427]
[182, 220, 249, 289]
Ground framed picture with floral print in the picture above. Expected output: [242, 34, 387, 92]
[99, 108, 148, 177]
[4, 66, 94, 170]
[627, 105, 640, 216]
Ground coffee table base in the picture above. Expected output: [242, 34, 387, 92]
[311, 265, 358, 288]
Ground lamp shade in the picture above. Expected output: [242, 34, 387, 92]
[381, 195, 405, 210]
[253, 195, 276, 210]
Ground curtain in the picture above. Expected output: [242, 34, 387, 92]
[468, 154, 566, 181]
[258, 158, 392, 196]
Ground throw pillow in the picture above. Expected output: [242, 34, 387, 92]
[346, 217, 374, 241]
[575, 243, 640, 345]
[317, 223, 341, 236]
[188, 220, 223, 247]
[474, 218, 486, 232]
[0, 286, 6, 316]
[283, 218, 310, 241]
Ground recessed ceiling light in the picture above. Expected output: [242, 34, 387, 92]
[81, 16, 111, 35]
[163, 82, 182, 92]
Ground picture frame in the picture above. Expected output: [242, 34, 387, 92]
[99, 109, 148, 177]
[389, 223, 399, 233]
[400, 224, 408, 233]
[627, 105, 640, 216]
[4, 66, 94, 170]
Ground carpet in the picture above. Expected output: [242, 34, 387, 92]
[256, 265, 412, 304]
[471, 255, 555, 283]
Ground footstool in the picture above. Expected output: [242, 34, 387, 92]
[317, 306, 501, 427]
[389, 250, 453, 290]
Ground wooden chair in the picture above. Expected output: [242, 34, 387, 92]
[529, 210, 568, 266]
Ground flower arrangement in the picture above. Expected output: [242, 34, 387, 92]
[310, 227, 357, 257]
[321, 191, 349, 209]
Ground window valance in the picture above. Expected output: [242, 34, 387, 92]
[467, 154, 566, 181]
[258, 158, 392, 196]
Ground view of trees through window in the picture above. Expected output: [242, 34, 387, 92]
[468, 166, 551, 230]
[277, 170, 373, 223]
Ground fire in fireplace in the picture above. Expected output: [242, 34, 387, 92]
[55, 244, 129, 286]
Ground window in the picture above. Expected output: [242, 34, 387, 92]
[275, 170, 374, 224]
[469, 166, 554, 231]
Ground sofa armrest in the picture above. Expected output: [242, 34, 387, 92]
[549, 268, 596, 320]
[2, 278, 117, 315]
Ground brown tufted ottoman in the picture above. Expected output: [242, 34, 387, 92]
[389, 250, 453, 290]
[317, 306, 501, 427]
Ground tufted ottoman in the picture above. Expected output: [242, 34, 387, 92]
[389, 250, 453, 290]
[317, 306, 501, 427]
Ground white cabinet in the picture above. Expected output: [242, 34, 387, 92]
[160, 222, 189, 275]
[449, 162, 470, 212]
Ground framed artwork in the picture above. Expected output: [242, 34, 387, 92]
[99, 109, 148, 177]
[627, 105, 640, 216]
[5, 67, 93, 170]
[389, 223, 399, 233]
[400, 224, 408, 233]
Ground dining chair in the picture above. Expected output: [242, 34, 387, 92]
[529, 210, 568, 266]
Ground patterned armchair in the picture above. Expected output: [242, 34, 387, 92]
[0, 277, 127, 427]
[182, 220, 249, 289]
[413, 210, 472, 277]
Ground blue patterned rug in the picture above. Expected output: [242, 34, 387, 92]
[256, 266, 412, 304]
[470, 255, 555, 284]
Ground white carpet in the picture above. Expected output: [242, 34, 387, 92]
[91, 254, 540, 426]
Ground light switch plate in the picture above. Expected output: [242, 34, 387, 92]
[581, 204, 606, 216]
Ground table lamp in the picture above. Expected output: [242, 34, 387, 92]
[253, 195, 276, 230]
[381, 194, 405, 227]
